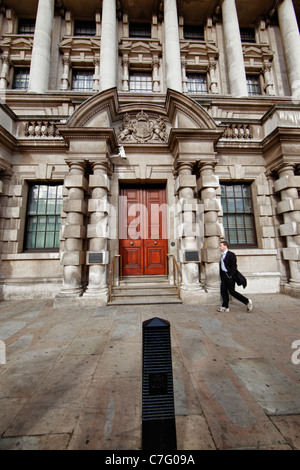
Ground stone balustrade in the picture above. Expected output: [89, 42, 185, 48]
[24, 121, 60, 138]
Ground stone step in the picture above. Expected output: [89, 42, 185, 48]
[113, 288, 178, 297]
[108, 275, 181, 305]
[108, 296, 182, 306]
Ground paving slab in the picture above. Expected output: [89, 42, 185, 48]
[0, 294, 299, 450]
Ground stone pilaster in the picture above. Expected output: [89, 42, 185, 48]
[60, 54, 71, 91]
[274, 163, 300, 289]
[197, 162, 223, 293]
[0, 55, 12, 90]
[28, 0, 55, 93]
[99, 0, 117, 92]
[277, 0, 300, 100]
[175, 162, 204, 302]
[83, 161, 110, 304]
[164, 0, 182, 92]
[221, 0, 248, 97]
[59, 161, 88, 297]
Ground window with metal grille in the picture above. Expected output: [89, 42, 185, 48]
[187, 73, 207, 93]
[129, 22, 151, 38]
[129, 71, 152, 92]
[12, 68, 30, 89]
[246, 75, 261, 95]
[183, 24, 204, 40]
[72, 70, 94, 91]
[24, 184, 63, 251]
[74, 20, 96, 36]
[221, 183, 257, 247]
[240, 27, 256, 43]
[18, 19, 36, 34]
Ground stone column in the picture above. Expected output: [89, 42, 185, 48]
[221, 0, 248, 97]
[176, 163, 204, 302]
[99, 0, 117, 92]
[197, 162, 222, 293]
[164, 0, 182, 92]
[275, 163, 300, 288]
[28, 0, 54, 93]
[83, 161, 110, 304]
[277, 0, 300, 100]
[59, 161, 87, 297]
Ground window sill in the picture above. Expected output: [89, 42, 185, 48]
[1, 253, 60, 261]
[234, 249, 277, 255]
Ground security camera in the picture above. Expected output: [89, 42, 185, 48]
[118, 145, 126, 159]
[110, 145, 127, 159]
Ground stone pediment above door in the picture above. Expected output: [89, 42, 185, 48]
[59, 88, 222, 146]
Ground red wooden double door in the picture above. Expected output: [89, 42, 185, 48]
[119, 185, 167, 276]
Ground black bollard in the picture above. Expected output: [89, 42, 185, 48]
[142, 317, 177, 450]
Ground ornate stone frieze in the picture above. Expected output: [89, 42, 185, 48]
[117, 111, 168, 143]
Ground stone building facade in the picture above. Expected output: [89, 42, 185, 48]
[0, 0, 300, 305]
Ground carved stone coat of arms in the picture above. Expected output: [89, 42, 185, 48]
[118, 111, 168, 143]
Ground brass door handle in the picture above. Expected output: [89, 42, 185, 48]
[130, 241, 134, 245]
[154, 240, 158, 245]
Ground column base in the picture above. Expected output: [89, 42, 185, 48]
[281, 280, 300, 299]
[180, 284, 219, 304]
[81, 285, 108, 305]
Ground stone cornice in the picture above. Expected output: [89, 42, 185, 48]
[57, 126, 119, 153]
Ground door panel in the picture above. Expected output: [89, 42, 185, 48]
[121, 239, 143, 276]
[119, 185, 167, 276]
[143, 239, 167, 275]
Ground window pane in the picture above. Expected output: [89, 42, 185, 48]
[27, 216, 37, 231]
[184, 24, 204, 40]
[220, 183, 256, 247]
[74, 21, 96, 36]
[18, 19, 35, 34]
[247, 75, 261, 96]
[28, 199, 37, 214]
[240, 28, 256, 43]
[26, 232, 36, 249]
[72, 71, 94, 91]
[129, 72, 152, 92]
[227, 198, 235, 212]
[12, 69, 30, 90]
[187, 74, 207, 93]
[25, 184, 63, 251]
[235, 198, 244, 212]
[47, 199, 56, 214]
[246, 228, 255, 243]
[36, 232, 45, 248]
[45, 232, 54, 248]
[129, 22, 151, 38]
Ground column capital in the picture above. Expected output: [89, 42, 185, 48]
[65, 159, 87, 173]
[175, 161, 194, 175]
[90, 160, 112, 175]
[198, 161, 217, 173]
[276, 162, 296, 176]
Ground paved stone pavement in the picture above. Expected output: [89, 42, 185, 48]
[0, 293, 299, 450]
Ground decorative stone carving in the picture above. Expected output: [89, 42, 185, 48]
[118, 111, 168, 143]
